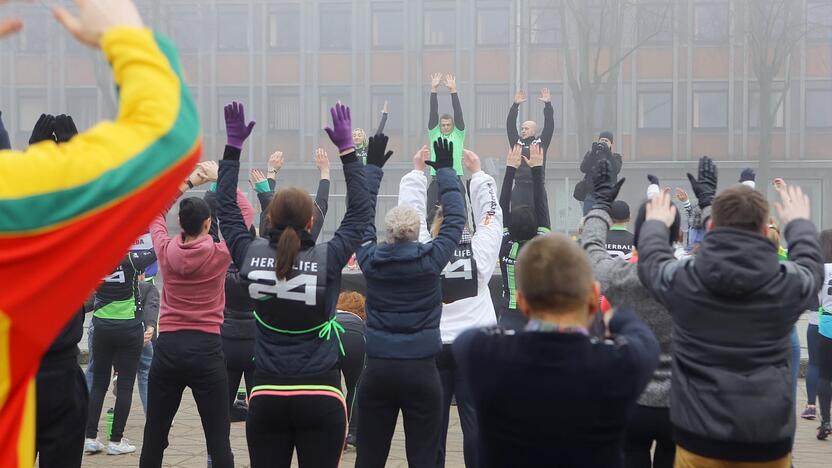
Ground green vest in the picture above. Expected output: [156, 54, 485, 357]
[428, 126, 465, 176]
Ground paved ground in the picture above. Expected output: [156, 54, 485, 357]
[66, 377, 830, 467]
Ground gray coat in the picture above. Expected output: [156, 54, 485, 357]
[581, 209, 672, 408]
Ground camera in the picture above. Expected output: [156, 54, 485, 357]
[592, 141, 610, 155]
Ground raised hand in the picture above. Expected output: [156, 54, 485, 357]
[430, 73, 443, 92]
[382, 100, 389, 114]
[445, 74, 457, 93]
[539, 88, 551, 104]
[54, 114, 79, 143]
[267, 151, 284, 177]
[250, 169, 267, 185]
[366, 133, 393, 168]
[224, 101, 256, 149]
[646, 189, 678, 228]
[591, 159, 626, 212]
[324, 101, 354, 154]
[524, 143, 544, 168]
[775, 184, 811, 226]
[686, 156, 718, 209]
[514, 89, 527, 105]
[186, 164, 209, 187]
[198, 160, 219, 182]
[647, 174, 660, 186]
[314, 148, 331, 179]
[506, 144, 522, 169]
[0, 16, 22, 39]
[773, 177, 787, 193]
[53, 0, 145, 48]
[463, 149, 482, 173]
[413, 145, 429, 171]
[29, 114, 57, 145]
[426, 138, 454, 170]
[675, 187, 689, 203]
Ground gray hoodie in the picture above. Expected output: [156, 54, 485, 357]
[581, 209, 672, 408]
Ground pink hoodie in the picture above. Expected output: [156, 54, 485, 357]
[149, 189, 254, 334]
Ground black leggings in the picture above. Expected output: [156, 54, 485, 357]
[222, 336, 254, 407]
[624, 405, 675, 468]
[85, 322, 143, 442]
[246, 378, 346, 468]
[36, 362, 88, 467]
[818, 333, 832, 423]
[340, 329, 366, 434]
[356, 357, 442, 468]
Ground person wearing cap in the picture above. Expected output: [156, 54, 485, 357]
[574, 131, 623, 215]
[607, 201, 635, 260]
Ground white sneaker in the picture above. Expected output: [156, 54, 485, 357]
[84, 438, 105, 454]
[107, 439, 136, 455]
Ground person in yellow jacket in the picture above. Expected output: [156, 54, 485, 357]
[0, 1, 200, 466]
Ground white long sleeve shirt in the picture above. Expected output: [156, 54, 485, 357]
[398, 169, 504, 343]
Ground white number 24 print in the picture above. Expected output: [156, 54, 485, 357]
[442, 258, 473, 280]
[248, 270, 317, 306]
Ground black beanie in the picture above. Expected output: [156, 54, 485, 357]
[599, 131, 614, 144]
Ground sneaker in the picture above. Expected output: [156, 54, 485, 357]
[801, 405, 817, 420]
[817, 422, 831, 441]
[107, 439, 136, 455]
[84, 438, 105, 454]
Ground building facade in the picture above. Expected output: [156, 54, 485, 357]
[1, 0, 830, 233]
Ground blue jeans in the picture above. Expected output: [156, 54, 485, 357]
[807, 324, 821, 405]
[86, 321, 153, 415]
[791, 325, 801, 401]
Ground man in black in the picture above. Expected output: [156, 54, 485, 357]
[575, 131, 623, 215]
[606, 200, 635, 260]
[506, 88, 555, 208]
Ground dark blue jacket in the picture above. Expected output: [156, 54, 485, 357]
[357, 165, 464, 359]
[218, 146, 369, 378]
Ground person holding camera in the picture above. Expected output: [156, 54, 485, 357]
[574, 131, 622, 215]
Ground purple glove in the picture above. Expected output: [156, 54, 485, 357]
[224, 101, 256, 149]
[324, 102, 354, 152]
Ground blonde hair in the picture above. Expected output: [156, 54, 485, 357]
[384, 206, 420, 243]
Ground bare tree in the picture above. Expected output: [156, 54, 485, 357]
[747, 0, 805, 186]
[531, 0, 670, 154]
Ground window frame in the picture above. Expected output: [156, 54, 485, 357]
[693, 2, 730, 44]
[423, 6, 456, 48]
[268, 3, 301, 51]
[637, 86, 673, 130]
[476, 7, 511, 48]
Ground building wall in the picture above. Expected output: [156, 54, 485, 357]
[1, 0, 830, 233]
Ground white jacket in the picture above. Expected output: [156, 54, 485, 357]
[398, 169, 504, 343]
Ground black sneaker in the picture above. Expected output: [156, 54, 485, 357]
[817, 421, 831, 440]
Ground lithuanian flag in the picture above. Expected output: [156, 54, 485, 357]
[0, 27, 200, 467]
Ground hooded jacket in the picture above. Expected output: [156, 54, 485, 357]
[637, 218, 824, 461]
[582, 209, 672, 408]
[358, 165, 465, 359]
[150, 194, 232, 335]
[398, 168, 504, 343]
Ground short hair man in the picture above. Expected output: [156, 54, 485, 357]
[606, 200, 635, 260]
[454, 233, 659, 468]
[506, 88, 555, 208]
[637, 157, 825, 467]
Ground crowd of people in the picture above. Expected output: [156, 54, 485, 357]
[1, 2, 831, 468]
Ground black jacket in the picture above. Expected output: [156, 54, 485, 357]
[637, 218, 825, 461]
[453, 309, 659, 468]
[506, 102, 555, 183]
[573, 150, 623, 201]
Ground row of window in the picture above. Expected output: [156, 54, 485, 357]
[10, 85, 832, 135]
[11, 1, 832, 53]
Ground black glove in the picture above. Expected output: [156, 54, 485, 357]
[647, 174, 659, 186]
[54, 114, 79, 143]
[29, 114, 57, 145]
[739, 168, 755, 183]
[426, 138, 454, 170]
[591, 159, 626, 212]
[366, 133, 393, 168]
[687, 156, 718, 209]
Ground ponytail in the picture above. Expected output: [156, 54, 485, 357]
[275, 226, 300, 280]
[268, 187, 315, 280]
